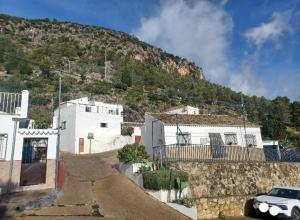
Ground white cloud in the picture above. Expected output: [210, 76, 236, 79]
[244, 12, 291, 47]
[134, 0, 233, 83]
[134, 1, 299, 100]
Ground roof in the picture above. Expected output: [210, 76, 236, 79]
[149, 113, 259, 127]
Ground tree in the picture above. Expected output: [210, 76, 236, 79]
[261, 116, 287, 140]
[19, 62, 33, 75]
[291, 101, 300, 127]
[272, 96, 291, 125]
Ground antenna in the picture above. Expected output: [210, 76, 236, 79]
[241, 93, 250, 158]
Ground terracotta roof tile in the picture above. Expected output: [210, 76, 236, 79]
[149, 113, 258, 127]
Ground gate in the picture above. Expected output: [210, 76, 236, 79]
[20, 138, 48, 186]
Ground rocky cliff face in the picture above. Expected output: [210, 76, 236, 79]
[0, 14, 205, 80]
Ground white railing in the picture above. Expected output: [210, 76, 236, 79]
[0, 92, 22, 115]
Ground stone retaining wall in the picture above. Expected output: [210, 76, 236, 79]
[171, 162, 300, 219]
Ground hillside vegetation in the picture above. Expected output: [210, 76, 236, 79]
[0, 14, 299, 147]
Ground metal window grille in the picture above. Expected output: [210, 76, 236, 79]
[22, 138, 48, 164]
[224, 133, 238, 145]
[176, 132, 191, 145]
[0, 134, 8, 160]
[245, 134, 257, 147]
[209, 133, 226, 158]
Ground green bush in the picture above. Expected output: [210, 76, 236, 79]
[121, 126, 134, 136]
[118, 144, 149, 164]
[137, 165, 151, 174]
[143, 169, 189, 190]
[30, 96, 51, 105]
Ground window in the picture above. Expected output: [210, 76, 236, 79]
[209, 133, 226, 158]
[176, 132, 191, 145]
[108, 109, 113, 114]
[245, 134, 257, 147]
[0, 134, 8, 160]
[85, 106, 91, 112]
[224, 133, 238, 145]
[100, 123, 107, 128]
[61, 121, 66, 130]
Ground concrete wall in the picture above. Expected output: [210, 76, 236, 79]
[54, 99, 125, 154]
[141, 114, 165, 155]
[54, 104, 77, 154]
[172, 162, 300, 219]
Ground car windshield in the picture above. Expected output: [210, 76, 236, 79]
[268, 188, 300, 199]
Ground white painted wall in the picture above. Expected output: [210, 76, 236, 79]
[54, 97, 126, 154]
[141, 114, 166, 155]
[0, 90, 29, 161]
[163, 125, 263, 148]
[166, 106, 199, 115]
[14, 129, 57, 160]
[141, 114, 264, 154]
[1, 90, 57, 161]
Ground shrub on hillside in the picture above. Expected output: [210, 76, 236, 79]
[143, 169, 188, 190]
[121, 126, 134, 136]
[118, 144, 149, 164]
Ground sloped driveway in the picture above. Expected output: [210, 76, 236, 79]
[23, 151, 188, 220]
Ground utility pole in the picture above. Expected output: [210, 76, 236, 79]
[241, 94, 250, 159]
[54, 71, 62, 191]
[104, 49, 107, 80]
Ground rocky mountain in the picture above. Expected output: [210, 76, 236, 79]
[0, 14, 204, 80]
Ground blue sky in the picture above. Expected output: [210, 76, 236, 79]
[0, 0, 300, 100]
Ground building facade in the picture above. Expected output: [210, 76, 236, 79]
[141, 113, 263, 155]
[166, 105, 200, 115]
[0, 90, 57, 193]
[53, 97, 131, 154]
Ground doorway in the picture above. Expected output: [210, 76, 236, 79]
[20, 138, 48, 186]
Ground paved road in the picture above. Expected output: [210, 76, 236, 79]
[2, 151, 188, 220]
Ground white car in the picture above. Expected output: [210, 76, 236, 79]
[253, 187, 300, 219]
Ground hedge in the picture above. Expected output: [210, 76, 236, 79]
[143, 169, 188, 190]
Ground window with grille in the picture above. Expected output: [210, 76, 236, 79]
[61, 121, 66, 130]
[0, 134, 8, 160]
[176, 132, 191, 145]
[224, 133, 238, 145]
[209, 133, 226, 158]
[245, 134, 257, 147]
[85, 106, 91, 112]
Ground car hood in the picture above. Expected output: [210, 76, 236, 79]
[256, 195, 289, 204]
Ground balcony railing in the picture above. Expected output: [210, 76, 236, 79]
[153, 144, 300, 163]
[0, 92, 22, 115]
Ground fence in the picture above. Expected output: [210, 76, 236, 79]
[153, 144, 300, 163]
[0, 92, 22, 114]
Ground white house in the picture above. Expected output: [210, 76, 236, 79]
[166, 105, 200, 115]
[141, 113, 263, 156]
[53, 97, 131, 154]
[0, 90, 57, 193]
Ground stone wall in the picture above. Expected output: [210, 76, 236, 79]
[172, 162, 300, 219]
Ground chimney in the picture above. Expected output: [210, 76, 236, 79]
[20, 90, 29, 118]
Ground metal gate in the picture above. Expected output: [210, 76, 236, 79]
[20, 138, 48, 186]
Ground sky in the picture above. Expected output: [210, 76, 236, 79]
[0, 0, 300, 101]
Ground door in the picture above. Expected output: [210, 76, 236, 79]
[20, 138, 48, 186]
[79, 138, 84, 153]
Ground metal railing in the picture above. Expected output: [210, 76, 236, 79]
[153, 144, 300, 163]
[0, 92, 22, 115]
